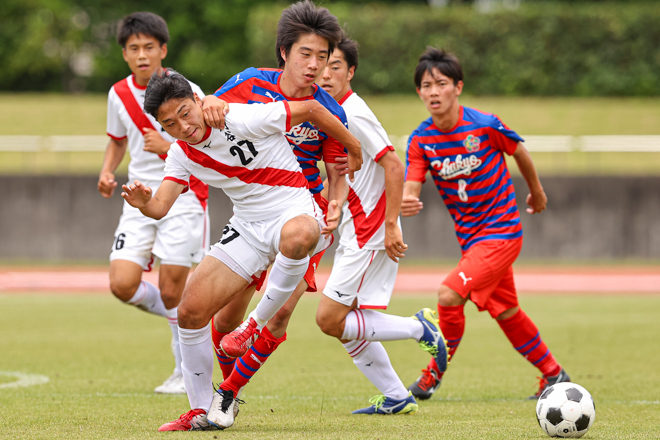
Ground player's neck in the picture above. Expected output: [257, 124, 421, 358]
[279, 73, 314, 98]
[431, 101, 461, 132]
[133, 66, 164, 87]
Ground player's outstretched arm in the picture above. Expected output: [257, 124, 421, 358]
[512, 142, 547, 214]
[200, 95, 229, 130]
[121, 179, 184, 220]
[288, 100, 362, 182]
[98, 137, 128, 198]
[321, 162, 349, 237]
[379, 151, 408, 262]
[401, 181, 424, 217]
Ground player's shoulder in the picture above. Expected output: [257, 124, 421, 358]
[313, 85, 346, 117]
[342, 92, 378, 123]
[186, 79, 205, 98]
[462, 106, 504, 129]
[410, 117, 435, 138]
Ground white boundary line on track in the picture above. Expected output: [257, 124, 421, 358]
[0, 371, 50, 389]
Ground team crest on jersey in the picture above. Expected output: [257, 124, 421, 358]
[463, 134, 481, 153]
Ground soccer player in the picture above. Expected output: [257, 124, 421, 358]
[315, 36, 449, 415]
[402, 48, 570, 400]
[200, 0, 362, 410]
[122, 69, 360, 431]
[97, 12, 209, 394]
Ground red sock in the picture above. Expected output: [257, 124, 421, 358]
[220, 326, 286, 394]
[428, 304, 466, 377]
[498, 309, 561, 377]
[211, 317, 236, 380]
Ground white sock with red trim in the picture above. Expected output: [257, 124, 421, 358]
[126, 281, 167, 318]
[343, 340, 409, 400]
[166, 307, 182, 375]
[179, 324, 214, 411]
[341, 309, 424, 341]
[252, 253, 309, 326]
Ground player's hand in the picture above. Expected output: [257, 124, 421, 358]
[321, 200, 341, 238]
[526, 189, 547, 214]
[142, 128, 170, 155]
[98, 171, 117, 198]
[384, 224, 407, 262]
[121, 180, 153, 209]
[334, 156, 349, 176]
[347, 148, 363, 183]
[400, 194, 423, 217]
[201, 95, 228, 130]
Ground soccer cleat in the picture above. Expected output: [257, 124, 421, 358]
[158, 409, 218, 431]
[220, 318, 260, 358]
[207, 388, 238, 429]
[154, 371, 186, 394]
[407, 367, 442, 400]
[528, 368, 571, 400]
[413, 308, 449, 373]
[352, 392, 418, 415]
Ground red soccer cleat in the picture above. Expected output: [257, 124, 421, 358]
[220, 317, 260, 358]
[158, 408, 218, 431]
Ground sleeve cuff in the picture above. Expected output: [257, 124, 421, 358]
[163, 176, 189, 193]
[374, 145, 395, 163]
[107, 133, 127, 141]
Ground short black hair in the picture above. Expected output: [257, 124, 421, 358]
[117, 12, 169, 48]
[336, 36, 359, 72]
[144, 69, 194, 120]
[276, 0, 342, 69]
[414, 47, 463, 88]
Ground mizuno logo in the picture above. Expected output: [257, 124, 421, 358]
[193, 372, 204, 376]
[202, 142, 211, 149]
[335, 290, 346, 298]
[266, 295, 274, 301]
[459, 272, 472, 286]
[365, 361, 373, 367]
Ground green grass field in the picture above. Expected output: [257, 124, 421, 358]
[1, 93, 659, 176]
[1, 293, 659, 439]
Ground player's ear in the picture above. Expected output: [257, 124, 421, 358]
[280, 46, 287, 63]
[160, 43, 168, 60]
[347, 66, 355, 82]
[455, 80, 464, 96]
[194, 94, 202, 106]
[122, 47, 129, 63]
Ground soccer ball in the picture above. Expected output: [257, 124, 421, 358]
[535, 382, 595, 438]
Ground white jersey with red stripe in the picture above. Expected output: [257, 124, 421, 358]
[337, 91, 400, 250]
[164, 101, 317, 222]
[107, 73, 206, 214]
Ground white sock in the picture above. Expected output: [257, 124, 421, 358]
[126, 281, 167, 318]
[166, 307, 182, 375]
[343, 340, 409, 400]
[179, 324, 214, 411]
[253, 253, 309, 325]
[342, 309, 424, 342]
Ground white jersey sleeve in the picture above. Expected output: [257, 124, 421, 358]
[345, 107, 392, 162]
[106, 88, 127, 140]
[163, 143, 192, 189]
[224, 102, 289, 139]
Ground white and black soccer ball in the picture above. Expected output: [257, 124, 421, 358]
[535, 382, 595, 438]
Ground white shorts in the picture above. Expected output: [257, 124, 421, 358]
[109, 205, 209, 270]
[208, 202, 329, 282]
[323, 245, 398, 309]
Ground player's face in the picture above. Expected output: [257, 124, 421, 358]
[417, 68, 463, 119]
[156, 96, 206, 144]
[318, 49, 354, 101]
[281, 33, 329, 96]
[122, 33, 167, 87]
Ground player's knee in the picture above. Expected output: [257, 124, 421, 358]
[495, 306, 519, 321]
[109, 278, 139, 303]
[213, 313, 242, 333]
[176, 302, 205, 329]
[280, 217, 320, 258]
[158, 287, 182, 310]
[437, 285, 464, 307]
[315, 310, 342, 338]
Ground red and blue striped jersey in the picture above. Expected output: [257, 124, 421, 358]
[405, 106, 524, 252]
[214, 67, 348, 195]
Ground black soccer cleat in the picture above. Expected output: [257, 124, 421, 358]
[407, 368, 441, 400]
[528, 368, 571, 400]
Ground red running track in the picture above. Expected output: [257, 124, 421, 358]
[0, 268, 658, 294]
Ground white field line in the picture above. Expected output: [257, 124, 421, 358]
[0, 371, 50, 389]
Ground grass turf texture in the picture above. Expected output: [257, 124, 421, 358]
[0, 293, 659, 439]
[1, 94, 660, 175]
